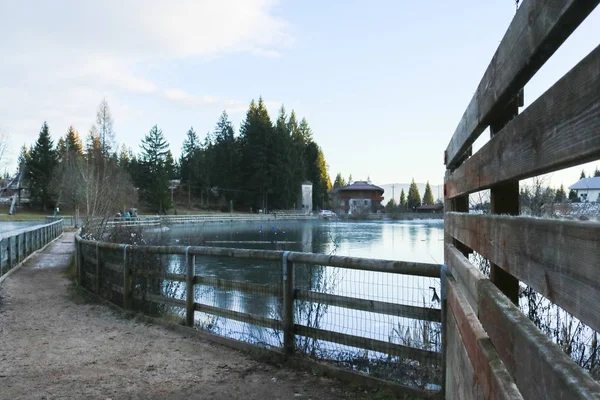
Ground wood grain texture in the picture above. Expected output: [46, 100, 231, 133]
[446, 44, 600, 197]
[295, 289, 441, 322]
[447, 279, 523, 400]
[445, 0, 599, 169]
[444, 244, 485, 314]
[478, 280, 600, 399]
[294, 325, 441, 364]
[446, 213, 600, 332]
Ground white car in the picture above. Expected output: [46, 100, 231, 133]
[319, 209, 336, 218]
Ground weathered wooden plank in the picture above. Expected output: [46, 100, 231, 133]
[295, 325, 441, 364]
[478, 280, 600, 399]
[445, 304, 484, 400]
[289, 253, 441, 277]
[295, 289, 441, 322]
[446, 44, 600, 197]
[79, 235, 441, 277]
[195, 276, 282, 297]
[445, 0, 599, 169]
[447, 279, 523, 400]
[447, 213, 600, 332]
[194, 303, 282, 331]
[140, 292, 187, 308]
[444, 244, 485, 314]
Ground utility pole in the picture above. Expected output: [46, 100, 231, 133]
[392, 185, 395, 203]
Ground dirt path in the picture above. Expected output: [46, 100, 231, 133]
[0, 232, 375, 400]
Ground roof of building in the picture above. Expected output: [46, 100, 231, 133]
[336, 181, 384, 193]
[569, 177, 600, 190]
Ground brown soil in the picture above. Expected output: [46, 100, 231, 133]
[0, 233, 384, 400]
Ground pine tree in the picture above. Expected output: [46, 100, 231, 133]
[399, 189, 407, 210]
[212, 111, 240, 202]
[554, 184, 567, 203]
[140, 125, 171, 210]
[27, 122, 58, 210]
[407, 179, 421, 210]
[17, 145, 29, 170]
[423, 181, 435, 205]
[333, 173, 347, 188]
[385, 198, 397, 213]
[580, 170, 586, 180]
[594, 167, 600, 177]
[239, 98, 274, 210]
[568, 189, 579, 202]
[269, 106, 294, 208]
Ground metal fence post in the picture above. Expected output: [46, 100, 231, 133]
[185, 246, 195, 327]
[123, 245, 131, 310]
[282, 251, 295, 355]
[0, 239, 4, 276]
[16, 234, 20, 264]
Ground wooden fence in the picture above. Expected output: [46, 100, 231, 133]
[0, 219, 63, 281]
[75, 234, 443, 397]
[443, 0, 600, 398]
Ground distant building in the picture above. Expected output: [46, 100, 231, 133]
[569, 177, 600, 203]
[331, 181, 384, 214]
[298, 181, 313, 214]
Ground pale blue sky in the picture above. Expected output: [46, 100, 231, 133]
[1, 1, 599, 188]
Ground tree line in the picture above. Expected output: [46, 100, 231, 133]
[20, 98, 332, 214]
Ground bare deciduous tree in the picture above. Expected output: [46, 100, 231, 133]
[96, 99, 115, 156]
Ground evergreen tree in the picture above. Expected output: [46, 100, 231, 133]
[180, 127, 200, 195]
[140, 125, 171, 210]
[333, 173, 347, 189]
[580, 170, 586, 180]
[407, 179, 421, 210]
[568, 189, 579, 202]
[27, 122, 58, 210]
[423, 181, 435, 205]
[57, 126, 83, 162]
[554, 184, 567, 203]
[594, 167, 600, 177]
[348, 174, 353, 182]
[212, 111, 241, 202]
[17, 145, 29, 170]
[385, 198, 397, 213]
[399, 189, 407, 210]
[239, 98, 274, 210]
[118, 145, 131, 169]
[305, 141, 331, 210]
[269, 106, 294, 208]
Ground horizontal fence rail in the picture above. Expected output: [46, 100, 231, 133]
[0, 219, 63, 279]
[75, 234, 443, 395]
[443, 0, 600, 398]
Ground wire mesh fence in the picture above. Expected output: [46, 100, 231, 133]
[77, 233, 442, 391]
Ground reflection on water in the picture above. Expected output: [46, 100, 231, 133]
[148, 219, 444, 383]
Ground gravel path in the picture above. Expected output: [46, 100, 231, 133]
[0, 232, 375, 400]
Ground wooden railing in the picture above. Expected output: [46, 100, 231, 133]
[0, 219, 63, 280]
[75, 235, 443, 397]
[443, 0, 600, 398]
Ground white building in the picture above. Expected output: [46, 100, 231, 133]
[298, 181, 313, 214]
[569, 177, 600, 203]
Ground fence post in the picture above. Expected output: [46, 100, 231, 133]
[78, 240, 84, 285]
[489, 92, 521, 305]
[0, 239, 4, 277]
[95, 242, 101, 294]
[16, 234, 20, 264]
[282, 251, 295, 355]
[440, 264, 450, 399]
[186, 247, 195, 327]
[123, 245, 131, 310]
[7, 236, 12, 270]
